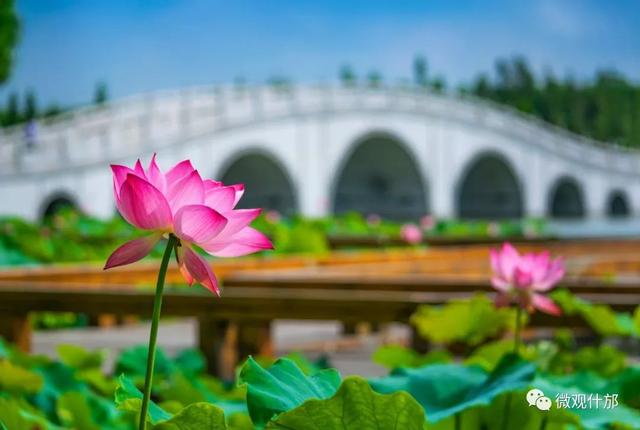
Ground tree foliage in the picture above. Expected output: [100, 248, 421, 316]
[94, 81, 109, 105]
[0, 0, 19, 85]
[467, 55, 640, 147]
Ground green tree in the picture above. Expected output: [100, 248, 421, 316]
[339, 64, 356, 87]
[367, 70, 382, 88]
[413, 55, 428, 87]
[0, 0, 19, 84]
[466, 55, 640, 148]
[3, 92, 18, 126]
[267, 75, 291, 91]
[473, 74, 491, 98]
[24, 90, 37, 121]
[93, 81, 108, 105]
[431, 76, 446, 93]
[43, 104, 62, 118]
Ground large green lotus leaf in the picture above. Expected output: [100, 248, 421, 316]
[410, 294, 517, 346]
[157, 372, 216, 405]
[238, 356, 341, 428]
[115, 374, 172, 424]
[467, 339, 560, 373]
[6, 346, 52, 368]
[266, 376, 425, 430]
[32, 362, 87, 420]
[550, 289, 589, 314]
[582, 305, 632, 337]
[610, 366, 640, 408]
[0, 338, 9, 359]
[152, 403, 227, 430]
[551, 290, 636, 337]
[545, 371, 611, 395]
[250, 352, 326, 376]
[116, 375, 230, 429]
[57, 343, 105, 370]
[0, 397, 62, 430]
[56, 391, 100, 430]
[227, 413, 254, 430]
[0, 359, 43, 394]
[174, 348, 206, 375]
[156, 371, 247, 417]
[534, 375, 640, 429]
[541, 367, 640, 405]
[115, 345, 175, 379]
[370, 353, 534, 423]
[465, 339, 524, 371]
[78, 367, 118, 396]
[29, 360, 118, 425]
[372, 344, 452, 369]
[199, 374, 246, 402]
[478, 390, 580, 430]
[282, 351, 328, 375]
[573, 344, 627, 377]
[615, 313, 637, 336]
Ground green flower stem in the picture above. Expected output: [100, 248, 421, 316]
[502, 305, 524, 430]
[454, 412, 462, 430]
[513, 306, 523, 354]
[501, 394, 513, 430]
[139, 234, 177, 430]
[539, 414, 549, 430]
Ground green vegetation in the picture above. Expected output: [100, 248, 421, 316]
[0, 208, 546, 267]
[1, 291, 640, 428]
[0, 0, 19, 85]
[464, 56, 640, 147]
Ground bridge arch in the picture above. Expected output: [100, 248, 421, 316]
[607, 190, 630, 218]
[456, 151, 523, 219]
[548, 176, 585, 218]
[217, 149, 298, 215]
[331, 131, 428, 220]
[39, 191, 79, 221]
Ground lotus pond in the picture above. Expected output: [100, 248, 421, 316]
[1, 290, 639, 429]
[0, 209, 545, 266]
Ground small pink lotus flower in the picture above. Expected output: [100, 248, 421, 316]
[400, 223, 422, 245]
[420, 214, 435, 231]
[490, 243, 564, 315]
[105, 155, 273, 295]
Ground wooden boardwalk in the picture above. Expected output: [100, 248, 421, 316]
[1, 238, 639, 377]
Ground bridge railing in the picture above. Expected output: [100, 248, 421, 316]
[0, 84, 638, 177]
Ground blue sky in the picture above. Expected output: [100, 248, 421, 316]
[2, 0, 639, 106]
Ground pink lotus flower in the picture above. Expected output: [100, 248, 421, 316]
[420, 214, 435, 231]
[400, 223, 422, 245]
[490, 243, 564, 315]
[104, 155, 273, 295]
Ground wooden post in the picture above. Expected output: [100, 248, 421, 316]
[0, 314, 31, 352]
[410, 326, 430, 353]
[198, 317, 232, 379]
[237, 320, 273, 360]
[342, 322, 357, 335]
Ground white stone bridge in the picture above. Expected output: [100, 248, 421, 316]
[0, 84, 638, 223]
